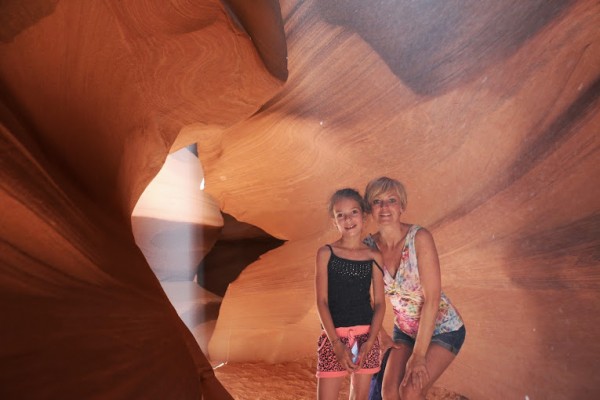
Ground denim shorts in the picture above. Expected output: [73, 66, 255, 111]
[392, 324, 466, 355]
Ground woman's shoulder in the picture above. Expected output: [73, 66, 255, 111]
[412, 224, 430, 235]
[407, 223, 424, 232]
[413, 225, 435, 246]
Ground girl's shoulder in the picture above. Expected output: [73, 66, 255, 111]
[317, 243, 333, 255]
[316, 244, 334, 263]
[367, 247, 383, 266]
[324, 241, 375, 262]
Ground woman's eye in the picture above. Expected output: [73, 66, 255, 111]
[373, 200, 381, 205]
[389, 198, 397, 203]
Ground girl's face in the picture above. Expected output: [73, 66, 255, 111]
[332, 197, 365, 236]
[370, 191, 403, 225]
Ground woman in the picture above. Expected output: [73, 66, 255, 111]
[364, 177, 465, 400]
[315, 188, 386, 400]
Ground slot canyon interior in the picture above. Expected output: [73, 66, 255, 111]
[1, 1, 599, 399]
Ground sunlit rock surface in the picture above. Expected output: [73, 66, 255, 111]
[1, 1, 599, 400]
[132, 147, 223, 282]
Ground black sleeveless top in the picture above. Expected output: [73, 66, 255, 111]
[326, 245, 382, 328]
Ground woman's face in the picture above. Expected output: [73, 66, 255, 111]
[370, 191, 403, 226]
[332, 197, 364, 236]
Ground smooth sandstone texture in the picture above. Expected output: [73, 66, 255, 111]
[206, 1, 600, 399]
[1, 1, 599, 400]
[0, 0, 285, 399]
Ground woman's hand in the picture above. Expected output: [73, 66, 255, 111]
[379, 331, 395, 352]
[332, 341, 358, 372]
[401, 353, 430, 390]
[379, 331, 402, 356]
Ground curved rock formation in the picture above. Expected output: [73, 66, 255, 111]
[205, 1, 600, 399]
[1, 0, 599, 399]
[0, 0, 286, 398]
[132, 147, 223, 282]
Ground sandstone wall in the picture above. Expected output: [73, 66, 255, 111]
[0, 1, 285, 398]
[1, 1, 599, 399]
[206, 1, 600, 399]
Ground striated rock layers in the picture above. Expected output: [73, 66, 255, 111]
[1, 0, 599, 399]
[1, 0, 285, 398]
[205, 1, 600, 399]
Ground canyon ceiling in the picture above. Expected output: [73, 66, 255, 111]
[1, 1, 599, 399]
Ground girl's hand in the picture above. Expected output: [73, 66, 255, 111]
[332, 341, 358, 372]
[356, 340, 373, 368]
[401, 353, 429, 390]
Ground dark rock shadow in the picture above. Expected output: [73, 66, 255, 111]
[197, 213, 285, 297]
[314, 0, 573, 96]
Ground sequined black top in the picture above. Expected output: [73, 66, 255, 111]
[326, 245, 382, 327]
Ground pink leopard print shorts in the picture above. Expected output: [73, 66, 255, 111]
[316, 325, 381, 378]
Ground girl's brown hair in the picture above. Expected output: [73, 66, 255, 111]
[327, 188, 366, 216]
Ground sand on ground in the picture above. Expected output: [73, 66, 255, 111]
[213, 357, 467, 400]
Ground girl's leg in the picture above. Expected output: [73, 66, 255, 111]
[381, 344, 412, 400]
[349, 372, 374, 400]
[400, 344, 456, 400]
[317, 376, 345, 400]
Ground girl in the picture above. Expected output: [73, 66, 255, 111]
[315, 188, 386, 400]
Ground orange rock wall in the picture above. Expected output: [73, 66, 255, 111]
[0, 0, 285, 398]
[206, 1, 600, 399]
[1, 0, 599, 399]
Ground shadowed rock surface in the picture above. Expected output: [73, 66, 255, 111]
[1, 1, 285, 398]
[198, 213, 286, 297]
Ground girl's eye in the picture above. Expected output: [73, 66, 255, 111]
[352, 209, 359, 214]
[336, 213, 343, 219]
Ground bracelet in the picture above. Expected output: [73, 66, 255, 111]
[330, 337, 341, 345]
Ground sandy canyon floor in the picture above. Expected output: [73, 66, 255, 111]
[213, 357, 468, 399]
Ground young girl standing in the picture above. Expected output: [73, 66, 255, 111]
[315, 188, 386, 400]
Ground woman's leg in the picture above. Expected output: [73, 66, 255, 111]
[349, 372, 375, 400]
[400, 344, 456, 400]
[381, 344, 412, 400]
[317, 376, 345, 400]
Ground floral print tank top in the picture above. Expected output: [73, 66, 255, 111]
[365, 225, 464, 338]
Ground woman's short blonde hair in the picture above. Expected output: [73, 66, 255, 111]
[364, 176, 408, 212]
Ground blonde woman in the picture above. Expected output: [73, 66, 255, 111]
[364, 177, 465, 400]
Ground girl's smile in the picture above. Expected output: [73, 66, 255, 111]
[332, 198, 365, 234]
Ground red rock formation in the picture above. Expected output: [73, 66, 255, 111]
[0, 0, 285, 398]
[206, 1, 600, 399]
[1, 0, 599, 399]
